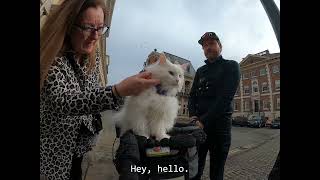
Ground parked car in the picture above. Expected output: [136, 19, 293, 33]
[232, 116, 249, 127]
[247, 116, 266, 128]
[271, 117, 280, 129]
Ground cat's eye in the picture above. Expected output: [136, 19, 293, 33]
[179, 75, 182, 78]
[168, 71, 174, 76]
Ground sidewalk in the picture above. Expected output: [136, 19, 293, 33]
[82, 110, 119, 180]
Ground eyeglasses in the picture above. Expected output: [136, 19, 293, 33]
[74, 24, 110, 37]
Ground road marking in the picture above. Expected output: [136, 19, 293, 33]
[229, 148, 242, 155]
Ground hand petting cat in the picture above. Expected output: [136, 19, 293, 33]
[114, 71, 160, 96]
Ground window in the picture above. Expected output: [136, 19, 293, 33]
[184, 82, 191, 94]
[262, 82, 269, 92]
[275, 80, 280, 91]
[263, 100, 270, 110]
[260, 68, 267, 76]
[244, 86, 250, 95]
[243, 73, 249, 79]
[244, 101, 250, 111]
[276, 98, 280, 110]
[250, 70, 257, 78]
[252, 81, 259, 93]
[254, 100, 259, 112]
[273, 65, 280, 73]
[234, 102, 239, 111]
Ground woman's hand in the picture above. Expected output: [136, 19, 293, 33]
[115, 71, 160, 96]
[190, 116, 204, 129]
[195, 120, 204, 129]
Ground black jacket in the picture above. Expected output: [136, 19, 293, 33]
[188, 55, 240, 131]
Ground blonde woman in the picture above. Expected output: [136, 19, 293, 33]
[40, 0, 159, 179]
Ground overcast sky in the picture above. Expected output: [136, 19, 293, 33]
[107, 0, 280, 85]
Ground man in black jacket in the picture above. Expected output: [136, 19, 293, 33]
[188, 32, 240, 180]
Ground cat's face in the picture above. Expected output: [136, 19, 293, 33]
[145, 53, 187, 92]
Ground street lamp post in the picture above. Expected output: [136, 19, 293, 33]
[260, 0, 280, 47]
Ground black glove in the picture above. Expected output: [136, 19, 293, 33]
[191, 129, 207, 145]
[135, 135, 148, 150]
[169, 134, 196, 149]
[160, 138, 170, 147]
[145, 138, 157, 148]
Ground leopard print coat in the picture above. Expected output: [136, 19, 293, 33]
[40, 53, 120, 180]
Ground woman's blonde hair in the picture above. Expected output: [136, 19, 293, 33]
[40, 0, 109, 90]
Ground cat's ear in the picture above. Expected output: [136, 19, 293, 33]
[157, 53, 167, 65]
[180, 63, 189, 71]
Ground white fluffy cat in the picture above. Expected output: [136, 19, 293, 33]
[114, 52, 188, 140]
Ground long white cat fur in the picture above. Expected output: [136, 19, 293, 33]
[114, 53, 188, 140]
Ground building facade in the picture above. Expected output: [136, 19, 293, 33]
[40, 0, 116, 87]
[232, 50, 280, 121]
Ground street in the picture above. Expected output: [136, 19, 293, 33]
[83, 111, 280, 180]
[202, 126, 280, 180]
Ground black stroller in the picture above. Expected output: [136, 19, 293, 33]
[113, 122, 207, 180]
